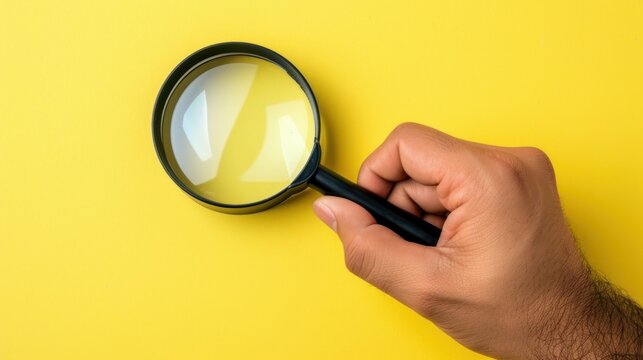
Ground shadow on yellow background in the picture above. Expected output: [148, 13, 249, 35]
[0, 1, 641, 359]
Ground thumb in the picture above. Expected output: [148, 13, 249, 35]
[313, 196, 440, 304]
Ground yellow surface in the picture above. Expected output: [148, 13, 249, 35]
[0, 1, 641, 359]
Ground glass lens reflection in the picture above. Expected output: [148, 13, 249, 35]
[163, 55, 315, 205]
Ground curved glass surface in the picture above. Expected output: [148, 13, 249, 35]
[162, 55, 315, 205]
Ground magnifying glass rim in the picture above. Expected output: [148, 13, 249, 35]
[152, 42, 322, 213]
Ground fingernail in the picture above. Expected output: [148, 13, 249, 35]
[313, 199, 337, 232]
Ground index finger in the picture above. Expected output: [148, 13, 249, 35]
[357, 123, 475, 198]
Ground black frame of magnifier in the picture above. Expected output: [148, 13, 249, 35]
[152, 42, 322, 214]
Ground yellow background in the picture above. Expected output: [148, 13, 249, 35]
[1, 1, 641, 359]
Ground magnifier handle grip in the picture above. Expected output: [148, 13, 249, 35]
[310, 166, 440, 247]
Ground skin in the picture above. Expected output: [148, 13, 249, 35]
[313, 123, 643, 359]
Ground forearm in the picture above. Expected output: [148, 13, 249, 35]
[530, 268, 643, 359]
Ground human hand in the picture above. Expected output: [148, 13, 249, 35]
[313, 123, 642, 358]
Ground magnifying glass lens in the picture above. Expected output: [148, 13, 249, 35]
[161, 55, 315, 205]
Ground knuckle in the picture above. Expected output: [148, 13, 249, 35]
[523, 147, 556, 181]
[523, 146, 548, 160]
[394, 122, 457, 153]
[390, 122, 418, 143]
[489, 151, 528, 184]
[393, 122, 420, 136]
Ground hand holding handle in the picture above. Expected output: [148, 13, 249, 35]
[310, 166, 440, 246]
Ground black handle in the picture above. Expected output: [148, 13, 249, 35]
[310, 166, 440, 246]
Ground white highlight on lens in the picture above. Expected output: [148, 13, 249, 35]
[182, 90, 212, 162]
[171, 62, 258, 185]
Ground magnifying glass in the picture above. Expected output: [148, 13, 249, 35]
[152, 42, 441, 246]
